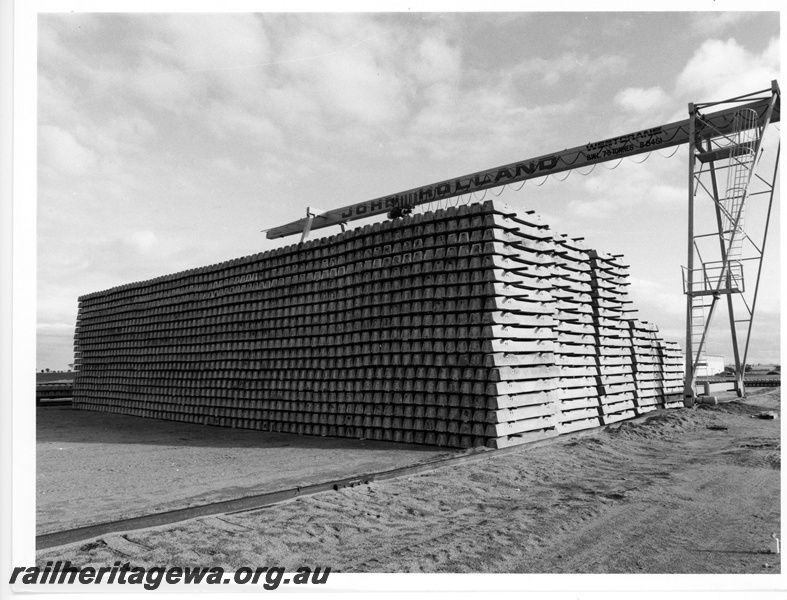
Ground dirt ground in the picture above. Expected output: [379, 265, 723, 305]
[37, 388, 780, 574]
[37, 407, 452, 534]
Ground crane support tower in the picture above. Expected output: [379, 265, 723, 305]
[683, 82, 780, 402]
[266, 82, 781, 407]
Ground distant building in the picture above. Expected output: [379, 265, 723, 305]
[696, 355, 725, 377]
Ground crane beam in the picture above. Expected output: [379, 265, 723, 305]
[266, 92, 779, 239]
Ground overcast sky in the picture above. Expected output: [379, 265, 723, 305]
[35, 9, 781, 371]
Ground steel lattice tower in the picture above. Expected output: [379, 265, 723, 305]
[682, 81, 780, 402]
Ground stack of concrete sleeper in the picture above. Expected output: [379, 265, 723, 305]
[73, 200, 684, 449]
[551, 234, 602, 434]
[587, 250, 638, 424]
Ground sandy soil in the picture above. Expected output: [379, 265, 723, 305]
[37, 408, 452, 534]
[37, 388, 780, 573]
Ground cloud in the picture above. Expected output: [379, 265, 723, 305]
[138, 14, 274, 115]
[411, 34, 461, 86]
[676, 37, 780, 102]
[564, 154, 685, 220]
[688, 12, 758, 35]
[622, 276, 687, 345]
[510, 52, 627, 87]
[63, 230, 208, 289]
[202, 100, 282, 146]
[627, 277, 685, 317]
[209, 156, 245, 178]
[127, 59, 197, 112]
[151, 14, 272, 73]
[275, 18, 408, 128]
[41, 14, 275, 125]
[130, 230, 157, 252]
[406, 94, 577, 165]
[614, 86, 670, 113]
[39, 125, 97, 175]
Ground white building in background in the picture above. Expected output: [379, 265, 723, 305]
[696, 355, 726, 377]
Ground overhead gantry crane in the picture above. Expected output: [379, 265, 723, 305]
[265, 81, 781, 404]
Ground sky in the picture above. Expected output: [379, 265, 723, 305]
[34, 8, 781, 371]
